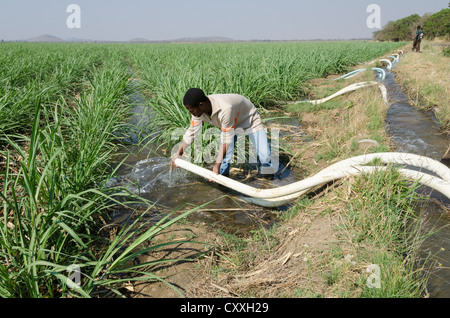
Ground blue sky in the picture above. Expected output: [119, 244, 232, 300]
[0, 0, 448, 41]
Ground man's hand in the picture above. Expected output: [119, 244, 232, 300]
[170, 153, 180, 171]
[171, 143, 187, 170]
[212, 143, 228, 176]
[208, 162, 221, 182]
[213, 162, 221, 175]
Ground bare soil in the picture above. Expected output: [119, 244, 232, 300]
[128, 198, 343, 298]
[131, 222, 219, 297]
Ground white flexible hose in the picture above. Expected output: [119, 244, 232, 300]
[295, 81, 388, 105]
[387, 55, 399, 63]
[359, 50, 403, 66]
[357, 139, 380, 147]
[174, 153, 450, 207]
[334, 68, 386, 81]
[239, 167, 450, 207]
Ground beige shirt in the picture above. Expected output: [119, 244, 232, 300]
[182, 94, 264, 145]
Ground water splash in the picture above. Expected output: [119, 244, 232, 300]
[126, 157, 191, 193]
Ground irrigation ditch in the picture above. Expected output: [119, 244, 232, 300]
[385, 54, 450, 298]
[108, 46, 450, 297]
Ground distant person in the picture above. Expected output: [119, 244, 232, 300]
[171, 88, 277, 178]
[412, 26, 425, 52]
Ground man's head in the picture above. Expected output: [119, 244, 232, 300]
[183, 88, 210, 117]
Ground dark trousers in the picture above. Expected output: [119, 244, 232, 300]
[413, 39, 422, 52]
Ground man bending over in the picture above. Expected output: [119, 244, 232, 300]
[171, 88, 277, 177]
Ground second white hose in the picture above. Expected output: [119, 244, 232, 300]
[295, 81, 388, 105]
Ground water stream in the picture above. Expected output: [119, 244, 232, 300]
[383, 62, 450, 298]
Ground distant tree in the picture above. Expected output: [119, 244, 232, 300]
[374, 14, 421, 41]
[423, 8, 450, 39]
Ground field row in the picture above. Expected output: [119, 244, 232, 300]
[127, 41, 404, 142]
[1, 42, 404, 141]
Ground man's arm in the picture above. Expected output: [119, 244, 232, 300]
[214, 106, 238, 174]
[213, 142, 229, 175]
[171, 116, 202, 168]
[171, 139, 189, 169]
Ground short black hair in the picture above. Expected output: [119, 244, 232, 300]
[183, 88, 208, 108]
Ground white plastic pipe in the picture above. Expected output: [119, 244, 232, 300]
[334, 69, 365, 80]
[334, 68, 386, 81]
[372, 68, 386, 80]
[175, 152, 450, 199]
[174, 152, 450, 207]
[357, 139, 380, 148]
[295, 81, 388, 105]
[239, 167, 450, 207]
[387, 56, 399, 63]
[359, 50, 403, 67]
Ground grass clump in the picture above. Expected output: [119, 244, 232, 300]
[393, 42, 450, 132]
[443, 47, 450, 57]
[328, 168, 433, 297]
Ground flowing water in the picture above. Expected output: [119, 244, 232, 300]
[110, 154, 299, 233]
[383, 62, 450, 297]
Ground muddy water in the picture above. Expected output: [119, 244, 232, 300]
[111, 154, 299, 232]
[383, 62, 450, 298]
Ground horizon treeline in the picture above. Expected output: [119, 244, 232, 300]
[374, 7, 450, 42]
